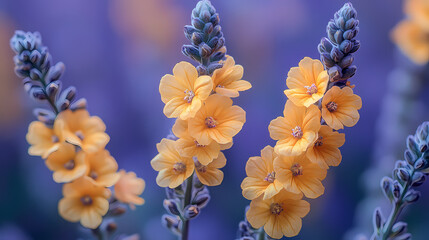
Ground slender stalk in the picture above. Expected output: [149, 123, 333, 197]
[380, 168, 416, 239]
[258, 228, 266, 240]
[181, 174, 194, 240]
[92, 227, 104, 240]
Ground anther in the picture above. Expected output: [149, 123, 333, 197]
[89, 171, 98, 180]
[264, 171, 276, 183]
[292, 126, 303, 138]
[291, 163, 303, 176]
[173, 162, 187, 174]
[205, 117, 217, 128]
[270, 203, 284, 215]
[52, 135, 59, 143]
[184, 89, 195, 103]
[326, 101, 338, 112]
[304, 84, 318, 95]
[194, 140, 206, 148]
[314, 136, 323, 147]
[75, 130, 84, 140]
[195, 161, 208, 173]
[63, 159, 75, 170]
[81, 195, 93, 206]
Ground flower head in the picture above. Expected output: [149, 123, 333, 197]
[45, 143, 88, 183]
[269, 100, 321, 156]
[85, 149, 120, 187]
[55, 109, 110, 153]
[159, 62, 213, 120]
[405, 0, 429, 31]
[284, 57, 329, 107]
[306, 125, 345, 169]
[58, 176, 111, 229]
[241, 146, 283, 200]
[151, 139, 195, 188]
[246, 190, 310, 239]
[173, 118, 221, 165]
[26, 121, 63, 158]
[274, 154, 327, 199]
[188, 94, 246, 145]
[194, 152, 226, 186]
[114, 170, 145, 209]
[391, 20, 429, 65]
[322, 86, 362, 130]
[212, 56, 252, 98]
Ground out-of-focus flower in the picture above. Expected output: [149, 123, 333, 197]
[55, 109, 110, 153]
[85, 149, 120, 187]
[391, 20, 429, 65]
[114, 170, 145, 209]
[405, 0, 429, 31]
[58, 176, 111, 229]
[194, 152, 226, 186]
[306, 125, 345, 169]
[173, 118, 221, 165]
[151, 139, 195, 188]
[26, 121, 64, 159]
[274, 154, 327, 199]
[241, 146, 283, 200]
[188, 94, 246, 145]
[284, 57, 329, 107]
[211, 56, 252, 98]
[269, 100, 321, 156]
[45, 143, 87, 183]
[159, 62, 213, 120]
[322, 86, 362, 130]
[246, 190, 310, 239]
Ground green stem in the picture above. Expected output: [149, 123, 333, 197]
[92, 227, 104, 240]
[380, 168, 416, 240]
[181, 174, 194, 240]
[258, 228, 266, 240]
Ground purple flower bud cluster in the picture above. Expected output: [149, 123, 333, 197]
[162, 175, 211, 236]
[10, 31, 86, 124]
[318, 3, 360, 85]
[371, 121, 429, 239]
[182, 0, 226, 75]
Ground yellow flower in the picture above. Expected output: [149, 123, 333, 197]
[405, 0, 429, 31]
[159, 61, 213, 120]
[246, 190, 310, 239]
[306, 125, 345, 169]
[85, 149, 120, 187]
[173, 118, 228, 165]
[114, 170, 145, 209]
[55, 109, 110, 153]
[58, 176, 111, 229]
[45, 143, 88, 183]
[151, 138, 195, 188]
[391, 20, 429, 65]
[188, 94, 246, 145]
[274, 154, 327, 199]
[241, 146, 283, 200]
[269, 100, 321, 156]
[284, 57, 329, 107]
[211, 55, 252, 98]
[26, 121, 63, 159]
[322, 86, 362, 130]
[194, 152, 226, 186]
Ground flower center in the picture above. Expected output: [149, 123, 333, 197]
[205, 117, 217, 128]
[195, 161, 207, 173]
[314, 136, 323, 147]
[89, 171, 98, 180]
[270, 203, 284, 215]
[292, 126, 303, 138]
[184, 89, 195, 103]
[75, 130, 85, 140]
[173, 162, 186, 174]
[326, 101, 338, 112]
[194, 140, 206, 148]
[264, 171, 276, 183]
[290, 163, 303, 176]
[52, 135, 59, 143]
[217, 85, 224, 88]
[304, 84, 318, 95]
[80, 195, 93, 206]
[63, 159, 75, 170]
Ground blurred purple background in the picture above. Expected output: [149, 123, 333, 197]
[1, 0, 427, 239]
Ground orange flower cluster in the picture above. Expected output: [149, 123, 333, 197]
[392, 0, 429, 65]
[152, 56, 251, 187]
[26, 109, 145, 229]
[242, 57, 362, 239]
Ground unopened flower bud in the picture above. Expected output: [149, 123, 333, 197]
[404, 190, 420, 203]
[184, 205, 200, 220]
[192, 193, 210, 209]
[391, 222, 407, 237]
[373, 208, 384, 231]
[163, 199, 181, 216]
